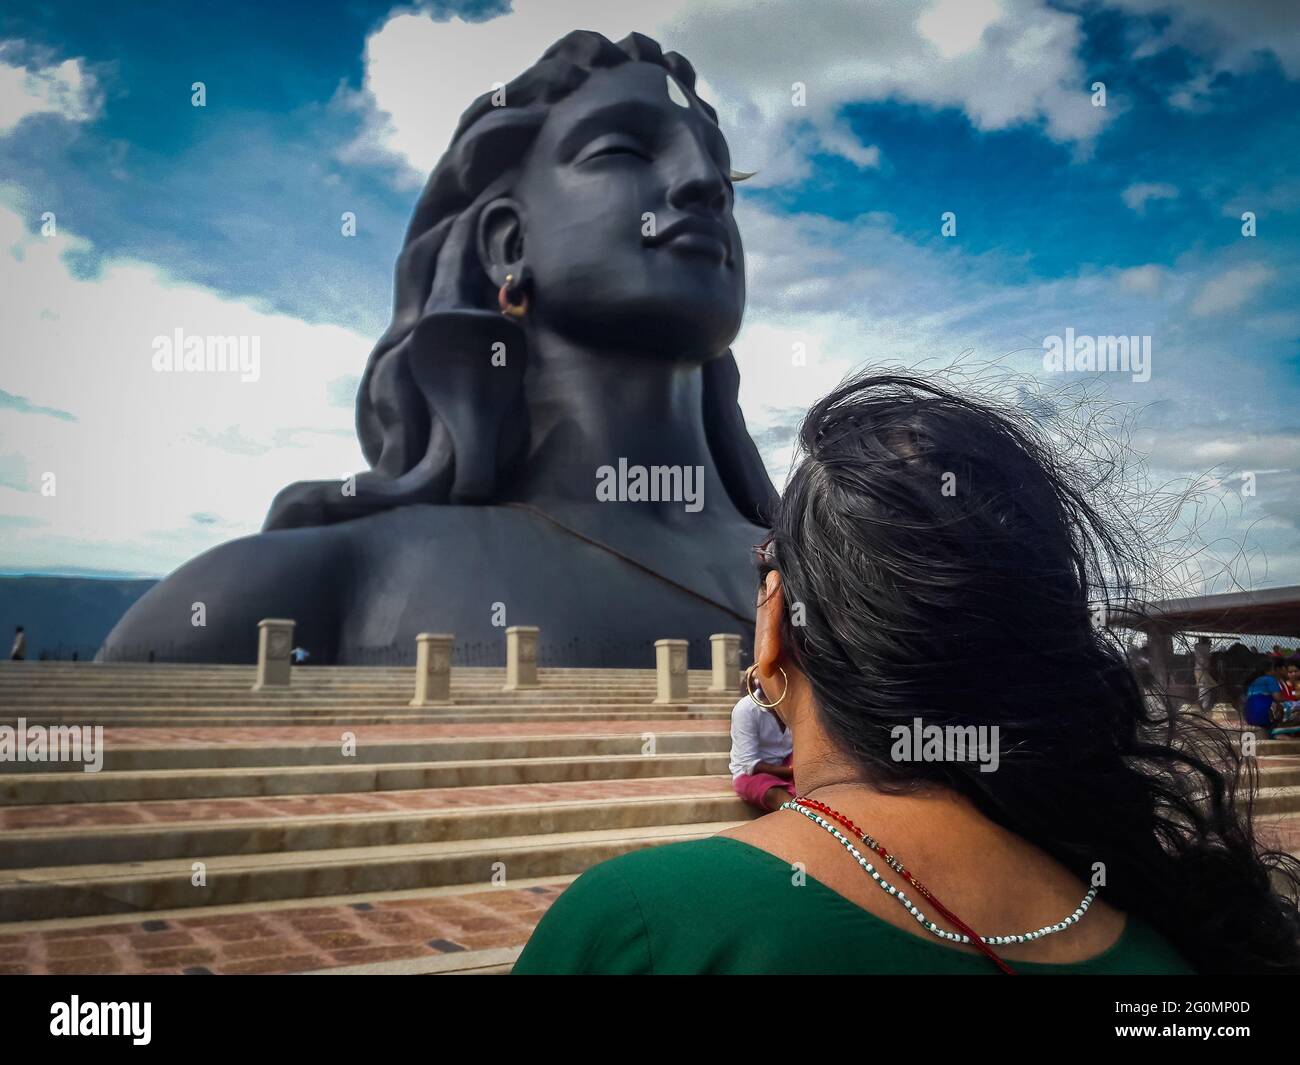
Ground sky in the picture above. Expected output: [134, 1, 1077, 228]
[0, 0, 1297, 599]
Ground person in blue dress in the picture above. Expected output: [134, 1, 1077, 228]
[1245, 659, 1289, 728]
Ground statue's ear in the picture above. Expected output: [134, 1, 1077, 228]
[476, 197, 525, 286]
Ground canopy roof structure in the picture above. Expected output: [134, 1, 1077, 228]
[1110, 585, 1300, 639]
[1111, 585, 1300, 710]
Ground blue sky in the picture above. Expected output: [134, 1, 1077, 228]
[0, 0, 1297, 599]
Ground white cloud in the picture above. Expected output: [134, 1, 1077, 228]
[817, 119, 882, 168]
[1220, 179, 1300, 221]
[344, 0, 1111, 188]
[1121, 181, 1178, 213]
[1116, 264, 1166, 295]
[1166, 71, 1217, 113]
[340, 2, 691, 181]
[917, 0, 1006, 60]
[0, 198, 368, 575]
[1118, 0, 1300, 80]
[1190, 263, 1275, 317]
[0, 45, 102, 135]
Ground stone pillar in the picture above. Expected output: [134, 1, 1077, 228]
[1193, 637, 1217, 712]
[654, 639, 689, 704]
[709, 633, 741, 693]
[1144, 620, 1177, 714]
[252, 618, 294, 691]
[411, 633, 454, 706]
[504, 626, 539, 690]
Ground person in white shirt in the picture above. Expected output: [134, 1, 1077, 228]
[9, 626, 25, 661]
[729, 692, 795, 811]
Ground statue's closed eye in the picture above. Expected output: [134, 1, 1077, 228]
[577, 135, 651, 164]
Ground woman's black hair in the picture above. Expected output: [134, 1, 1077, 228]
[758, 369, 1300, 974]
[1245, 659, 1289, 688]
[264, 29, 774, 531]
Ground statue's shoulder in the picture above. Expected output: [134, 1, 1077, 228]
[334, 504, 555, 571]
[175, 520, 352, 590]
[100, 523, 351, 662]
[339, 502, 574, 541]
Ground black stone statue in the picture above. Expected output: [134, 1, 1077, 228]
[102, 30, 776, 667]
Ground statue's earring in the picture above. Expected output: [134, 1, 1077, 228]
[498, 273, 528, 319]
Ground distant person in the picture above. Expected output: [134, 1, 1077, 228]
[291, 647, 310, 665]
[9, 626, 25, 661]
[728, 677, 794, 812]
[1280, 664, 1300, 724]
[1244, 659, 1290, 728]
[1193, 637, 1218, 712]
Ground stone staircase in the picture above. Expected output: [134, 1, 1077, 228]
[0, 661, 750, 974]
[1207, 708, 1300, 825]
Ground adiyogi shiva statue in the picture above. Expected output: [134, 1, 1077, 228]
[102, 30, 777, 667]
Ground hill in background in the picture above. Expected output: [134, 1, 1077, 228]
[0, 575, 157, 660]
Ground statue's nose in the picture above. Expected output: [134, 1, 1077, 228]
[666, 140, 729, 214]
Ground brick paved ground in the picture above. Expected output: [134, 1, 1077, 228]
[0, 884, 567, 975]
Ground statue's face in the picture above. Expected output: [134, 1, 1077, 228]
[513, 61, 745, 359]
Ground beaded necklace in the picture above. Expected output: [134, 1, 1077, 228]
[783, 797, 1098, 969]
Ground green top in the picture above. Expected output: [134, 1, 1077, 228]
[513, 836, 1193, 975]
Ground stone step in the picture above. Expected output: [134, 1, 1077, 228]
[0, 751, 732, 805]
[0, 683, 725, 698]
[0, 694, 735, 709]
[0, 709, 732, 728]
[2, 664, 704, 673]
[0, 820, 741, 922]
[0, 698, 732, 714]
[0, 774, 730, 829]
[1257, 739, 1300, 754]
[0, 729, 729, 773]
[0, 789, 746, 868]
[1256, 764, 1300, 788]
[2, 703, 733, 716]
[0, 667, 724, 685]
[77, 721, 727, 743]
[1, 700, 730, 714]
[1252, 786, 1300, 816]
[0, 670, 682, 680]
[0, 681, 733, 696]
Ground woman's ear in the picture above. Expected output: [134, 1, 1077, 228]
[755, 570, 784, 678]
[476, 197, 525, 285]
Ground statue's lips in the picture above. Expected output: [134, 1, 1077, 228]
[648, 219, 732, 264]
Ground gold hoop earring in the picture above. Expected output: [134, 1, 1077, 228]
[744, 663, 787, 709]
[498, 272, 528, 319]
